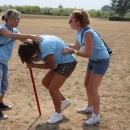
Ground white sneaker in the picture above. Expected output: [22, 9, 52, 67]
[77, 106, 94, 114]
[47, 112, 62, 124]
[85, 113, 100, 125]
[0, 111, 8, 120]
[61, 99, 71, 111]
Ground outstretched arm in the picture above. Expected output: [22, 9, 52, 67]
[63, 39, 80, 54]
[0, 29, 42, 43]
[67, 39, 81, 50]
[63, 33, 93, 58]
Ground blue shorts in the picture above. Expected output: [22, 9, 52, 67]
[0, 63, 9, 96]
[87, 58, 110, 76]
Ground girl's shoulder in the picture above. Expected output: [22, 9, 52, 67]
[0, 24, 7, 30]
[0, 25, 19, 33]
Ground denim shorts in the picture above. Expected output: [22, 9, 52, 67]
[87, 58, 110, 76]
[53, 60, 78, 77]
[0, 63, 9, 96]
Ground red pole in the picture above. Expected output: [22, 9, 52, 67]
[29, 68, 41, 116]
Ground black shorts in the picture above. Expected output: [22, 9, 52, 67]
[53, 60, 78, 77]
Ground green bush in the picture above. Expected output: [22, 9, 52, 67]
[109, 16, 130, 21]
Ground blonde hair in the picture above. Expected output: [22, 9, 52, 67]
[71, 10, 90, 27]
[2, 9, 21, 22]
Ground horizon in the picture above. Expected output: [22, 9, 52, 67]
[0, 0, 111, 10]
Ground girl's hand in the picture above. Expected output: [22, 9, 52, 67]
[26, 61, 35, 68]
[62, 48, 73, 54]
[31, 35, 43, 43]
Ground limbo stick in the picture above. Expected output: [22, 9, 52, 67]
[29, 68, 41, 116]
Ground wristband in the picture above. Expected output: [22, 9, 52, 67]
[74, 50, 77, 55]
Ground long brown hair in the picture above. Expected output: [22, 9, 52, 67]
[18, 41, 38, 63]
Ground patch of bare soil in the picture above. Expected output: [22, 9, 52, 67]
[0, 16, 130, 130]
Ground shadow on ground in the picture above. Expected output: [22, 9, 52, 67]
[35, 115, 70, 130]
[82, 123, 100, 130]
[29, 115, 100, 130]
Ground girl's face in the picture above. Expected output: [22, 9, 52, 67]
[68, 14, 80, 30]
[7, 16, 20, 28]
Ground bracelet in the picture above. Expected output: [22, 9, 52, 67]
[74, 50, 77, 55]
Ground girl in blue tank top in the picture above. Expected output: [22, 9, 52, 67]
[0, 9, 42, 120]
[18, 35, 77, 124]
[63, 10, 110, 125]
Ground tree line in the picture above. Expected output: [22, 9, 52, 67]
[0, 0, 130, 19]
[0, 5, 114, 19]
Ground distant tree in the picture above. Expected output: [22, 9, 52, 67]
[110, 0, 130, 17]
[23, 6, 32, 13]
[15, 6, 26, 14]
[1, 4, 9, 12]
[42, 7, 52, 15]
[8, 5, 15, 9]
[101, 5, 111, 12]
[0, 7, 2, 12]
[64, 8, 75, 15]
[58, 5, 63, 8]
[31, 6, 41, 13]
[90, 9, 96, 11]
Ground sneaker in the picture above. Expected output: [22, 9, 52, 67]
[0, 102, 12, 110]
[77, 106, 93, 114]
[61, 99, 71, 111]
[0, 111, 8, 120]
[85, 113, 100, 125]
[47, 112, 63, 124]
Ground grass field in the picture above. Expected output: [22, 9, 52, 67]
[0, 14, 130, 130]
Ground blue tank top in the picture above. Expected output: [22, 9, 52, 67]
[0, 24, 20, 64]
[76, 27, 110, 60]
[38, 35, 76, 69]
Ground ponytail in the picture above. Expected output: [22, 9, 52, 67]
[1, 15, 6, 21]
[81, 10, 90, 27]
[71, 10, 91, 27]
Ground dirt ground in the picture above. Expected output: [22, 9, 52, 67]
[0, 15, 130, 130]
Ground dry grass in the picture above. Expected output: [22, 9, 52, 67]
[0, 15, 130, 130]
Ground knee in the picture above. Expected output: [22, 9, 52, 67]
[84, 82, 94, 93]
[42, 79, 45, 86]
[48, 87, 56, 95]
[88, 87, 93, 94]
[84, 81, 89, 89]
[42, 79, 49, 89]
[88, 87, 97, 95]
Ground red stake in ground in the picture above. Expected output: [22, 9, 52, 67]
[29, 68, 41, 116]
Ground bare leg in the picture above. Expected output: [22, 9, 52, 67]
[88, 72, 103, 114]
[49, 73, 67, 113]
[84, 70, 93, 106]
[42, 70, 66, 101]
[0, 94, 4, 103]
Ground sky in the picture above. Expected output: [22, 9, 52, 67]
[0, 0, 111, 10]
